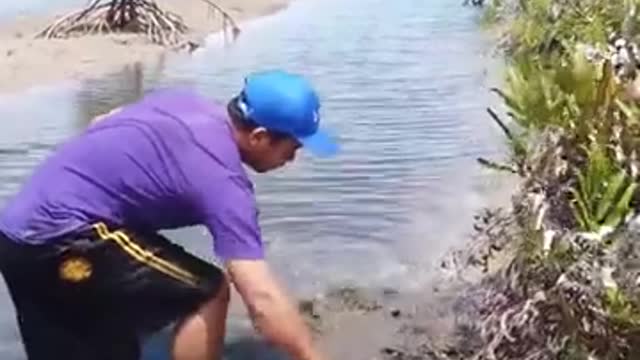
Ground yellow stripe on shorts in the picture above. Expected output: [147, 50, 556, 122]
[92, 222, 198, 286]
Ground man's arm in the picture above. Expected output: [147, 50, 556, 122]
[183, 157, 324, 359]
[90, 106, 122, 125]
[226, 259, 325, 360]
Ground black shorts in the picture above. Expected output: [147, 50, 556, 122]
[0, 222, 225, 360]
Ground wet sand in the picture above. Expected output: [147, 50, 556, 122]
[297, 276, 480, 360]
[175, 276, 474, 360]
[0, 0, 289, 93]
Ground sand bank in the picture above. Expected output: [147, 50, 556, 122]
[0, 0, 289, 94]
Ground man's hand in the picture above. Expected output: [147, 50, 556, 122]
[225, 259, 326, 360]
[90, 106, 122, 125]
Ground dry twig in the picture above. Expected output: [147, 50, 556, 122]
[36, 0, 240, 48]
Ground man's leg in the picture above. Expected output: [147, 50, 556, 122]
[87, 222, 229, 357]
[172, 279, 231, 360]
[0, 232, 141, 360]
[0, 223, 229, 360]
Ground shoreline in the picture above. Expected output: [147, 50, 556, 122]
[0, 0, 290, 94]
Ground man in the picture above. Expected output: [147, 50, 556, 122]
[0, 69, 338, 360]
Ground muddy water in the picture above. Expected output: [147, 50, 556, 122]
[0, 0, 512, 358]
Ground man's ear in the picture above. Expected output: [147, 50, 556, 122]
[248, 127, 270, 146]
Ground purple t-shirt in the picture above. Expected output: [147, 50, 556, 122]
[0, 88, 264, 260]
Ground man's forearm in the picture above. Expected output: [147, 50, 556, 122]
[226, 259, 326, 360]
[246, 287, 322, 360]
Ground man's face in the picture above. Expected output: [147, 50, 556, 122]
[244, 128, 301, 173]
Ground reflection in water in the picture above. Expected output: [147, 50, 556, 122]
[74, 63, 146, 128]
[73, 55, 169, 128]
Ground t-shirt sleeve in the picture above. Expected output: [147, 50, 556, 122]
[190, 172, 265, 261]
[185, 165, 264, 260]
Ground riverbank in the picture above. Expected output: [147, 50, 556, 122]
[0, 0, 289, 93]
[292, 209, 518, 360]
[409, 1, 640, 359]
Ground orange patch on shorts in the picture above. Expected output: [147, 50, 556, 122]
[59, 257, 93, 282]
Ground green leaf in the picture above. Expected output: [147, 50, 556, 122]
[595, 170, 628, 222]
[603, 180, 638, 228]
[617, 98, 640, 125]
[570, 187, 595, 232]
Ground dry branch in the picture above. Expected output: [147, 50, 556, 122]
[36, 0, 240, 48]
[199, 0, 241, 41]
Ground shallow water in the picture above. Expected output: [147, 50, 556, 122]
[0, 0, 512, 358]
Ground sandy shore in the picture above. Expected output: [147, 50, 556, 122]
[0, 0, 289, 94]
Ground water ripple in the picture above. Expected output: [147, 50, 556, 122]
[0, 0, 508, 298]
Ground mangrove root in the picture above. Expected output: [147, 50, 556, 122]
[36, 0, 240, 48]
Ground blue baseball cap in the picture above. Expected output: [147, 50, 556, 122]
[237, 70, 339, 157]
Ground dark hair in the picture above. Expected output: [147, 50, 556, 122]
[227, 95, 291, 142]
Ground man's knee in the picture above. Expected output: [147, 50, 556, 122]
[171, 278, 230, 358]
[200, 277, 231, 313]
[174, 278, 230, 332]
[212, 277, 230, 305]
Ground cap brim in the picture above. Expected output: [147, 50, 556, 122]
[298, 128, 339, 158]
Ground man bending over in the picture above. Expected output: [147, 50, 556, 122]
[0, 69, 338, 360]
